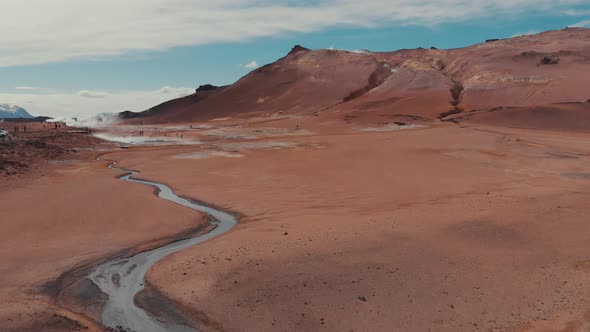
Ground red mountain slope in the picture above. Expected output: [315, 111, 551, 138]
[129, 28, 590, 126]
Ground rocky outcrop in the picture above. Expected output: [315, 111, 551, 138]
[539, 56, 560, 65]
[343, 62, 394, 102]
[195, 84, 219, 92]
[288, 45, 310, 55]
[118, 110, 141, 119]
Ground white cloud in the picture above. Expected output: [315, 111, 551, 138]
[0, 0, 588, 67]
[78, 90, 110, 98]
[158, 86, 194, 96]
[511, 30, 539, 37]
[0, 87, 193, 119]
[15, 86, 56, 93]
[570, 19, 590, 27]
[563, 9, 590, 16]
[326, 46, 370, 53]
[244, 61, 259, 69]
[15, 86, 41, 91]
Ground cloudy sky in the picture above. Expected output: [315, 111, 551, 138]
[1, 0, 589, 118]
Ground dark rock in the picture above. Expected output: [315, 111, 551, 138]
[196, 84, 219, 92]
[358, 296, 367, 302]
[288, 45, 310, 55]
[539, 56, 560, 65]
[343, 62, 394, 102]
[118, 110, 141, 119]
[0, 116, 52, 122]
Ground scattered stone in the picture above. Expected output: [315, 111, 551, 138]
[539, 56, 559, 65]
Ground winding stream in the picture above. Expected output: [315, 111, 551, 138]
[88, 161, 237, 332]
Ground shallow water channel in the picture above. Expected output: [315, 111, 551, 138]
[88, 161, 237, 332]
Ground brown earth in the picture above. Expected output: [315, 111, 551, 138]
[3, 113, 590, 332]
[91, 113, 590, 332]
[0, 126, 207, 331]
[0, 122, 105, 186]
[448, 101, 590, 132]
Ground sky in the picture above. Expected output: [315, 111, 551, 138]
[1, 0, 589, 119]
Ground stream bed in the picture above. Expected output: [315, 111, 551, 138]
[88, 161, 237, 332]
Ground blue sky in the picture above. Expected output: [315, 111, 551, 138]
[0, 0, 589, 118]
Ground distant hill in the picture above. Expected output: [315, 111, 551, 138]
[125, 28, 590, 131]
[0, 104, 34, 119]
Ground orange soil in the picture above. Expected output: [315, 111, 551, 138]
[0, 155, 205, 331]
[96, 117, 590, 332]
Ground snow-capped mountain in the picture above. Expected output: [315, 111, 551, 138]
[0, 104, 33, 118]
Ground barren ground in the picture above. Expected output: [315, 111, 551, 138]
[2, 115, 590, 331]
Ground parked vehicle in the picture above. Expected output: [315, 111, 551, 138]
[0, 129, 9, 138]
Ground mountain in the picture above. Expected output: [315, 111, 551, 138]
[128, 44, 383, 123]
[126, 28, 590, 129]
[0, 104, 34, 119]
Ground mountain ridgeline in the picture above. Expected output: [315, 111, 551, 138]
[122, 28, 590, 131]
[0, 104, 34, 119]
